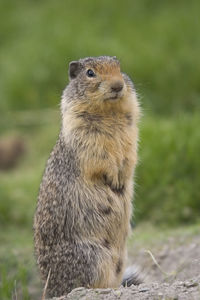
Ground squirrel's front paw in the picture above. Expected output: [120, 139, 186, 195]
[103, 173, 125, 194]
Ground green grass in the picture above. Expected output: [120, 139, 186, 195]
[128, 222, 200, 249]
[0, 227, 41, 300]
[0, 112, 59, 228]
[0, 114, 59, 299]
[135, 113, 200, 225]
[0, 0, 200, 114]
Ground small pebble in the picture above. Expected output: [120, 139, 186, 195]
[184, 281, 198, 288]
[95, 288, 112, 294]
[139, 287, 149, 292]
[71, 287, 85, 292]
[113, 290, 121, 297]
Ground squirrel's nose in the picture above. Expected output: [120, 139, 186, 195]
[110, 80, 124, 93]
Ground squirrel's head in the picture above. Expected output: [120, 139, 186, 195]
[62, 56, 135, 108]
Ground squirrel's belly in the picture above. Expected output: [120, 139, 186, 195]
[70, 180, 132, 246]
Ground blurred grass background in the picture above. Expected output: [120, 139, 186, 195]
[0, 0, 200, 298]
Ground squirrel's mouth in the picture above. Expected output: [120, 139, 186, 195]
[104, 91, 124, 101]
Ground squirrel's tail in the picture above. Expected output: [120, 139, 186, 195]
[122, 265, 144, 287]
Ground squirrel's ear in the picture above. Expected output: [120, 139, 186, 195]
[69, 61, 81, 80]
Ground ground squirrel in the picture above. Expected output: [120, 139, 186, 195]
[34, 56, 140, 297]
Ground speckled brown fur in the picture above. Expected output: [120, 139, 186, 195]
[34, 56, 140, 297]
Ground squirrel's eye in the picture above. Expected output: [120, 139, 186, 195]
[86, 69, 95, 77]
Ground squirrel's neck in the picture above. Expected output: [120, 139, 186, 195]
[61, 93, 139, 146]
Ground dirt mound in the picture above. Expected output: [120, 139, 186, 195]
[0, 135, 25, 170]
[47, 228, 200, 300]
[52, 276, 199, 300]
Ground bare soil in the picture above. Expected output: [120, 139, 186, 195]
[48, 226, 200, 300]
